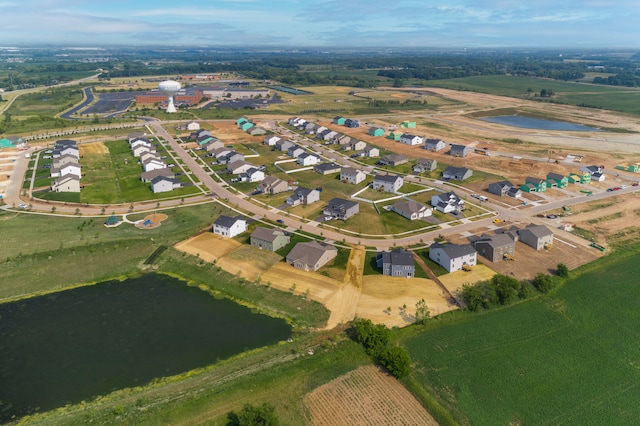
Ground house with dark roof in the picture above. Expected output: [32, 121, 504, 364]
[213, 215, 247, 238]
[363, 146, 380, 158]
[431, 192, 464, 213]
[443, 166, 473, 181]
[286, 241, 338, 271]
[373, 174, 404, 193]
[341, 167, 366, 184]
[579, 165, 605, 182]
[449, 144, 472, 158]
[413, 158, 437, 173]
[275, 139, 294, 152]
[390, 200, 432, 220]
[238, 167, 265, 183]
[333, 116, 346, 125]
[314, 162, 342, 175]
[151, 175, 181, 193]
[517, 224, 554, 250]
[368, 127, 385, 137]
[424, 138, 446, 152]
[344, 118, 359, 128]
[227, 160, 254, 175]
[264, 135, 281, 146]
[488, 180, 520, 197]
[474, 234, 516, 262]
[297, 152, 320, 166]
[376, 249, 415, 277]
[521, 177, 547, 192]
[400, 134, 423, 146]
[378, 154, 408, 166]
[429, 242, 477, 272]
[323, 198, 359, 220]
[288, 145, 305, 158]
[546, 172, 568, 188]
[286, 187, 320, 206]
[140, 168, 175, 183]
[250, 227, 290, 252]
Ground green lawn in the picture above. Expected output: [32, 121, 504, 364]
[401, 250, 640, 425]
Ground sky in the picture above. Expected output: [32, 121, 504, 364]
[0, 0, 638, 49]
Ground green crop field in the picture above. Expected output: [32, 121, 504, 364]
[428, 75, 640, 116]
[401, 250, 640, 425]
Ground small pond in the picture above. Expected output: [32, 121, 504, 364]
[480, 115, 602, 131]
[0, 273, 291, 422]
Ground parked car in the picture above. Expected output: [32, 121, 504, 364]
[276, 219, 284, 224]
[18, 203, 28, 209]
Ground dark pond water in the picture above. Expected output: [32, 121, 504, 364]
[480, 115, 602, 131]
[0, 273, 291, 422]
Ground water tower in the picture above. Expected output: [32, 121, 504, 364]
[158, 80, 181, 113]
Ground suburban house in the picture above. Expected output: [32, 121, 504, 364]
[238, 167, 265, 183]
[186, 121, 200, 131]
[128, 132, 146, 143]
[376, 249, 415, 277]
[400, 134, 423, 146]
[413, 158, 437, 173]
[474, 234, 516, 262]
[132, 144, 153, 158]
[387, 131, 403, 141]
[53, 154, 81, 167]
[400, 121, 417, 128]
[227, 160, 254, 175]
[287, 117, 305, 127]
[344, 119, 359, 128]
[213, 215, 247, 238]
[236, 117, 249, 126]
[297, 153, 320, 166]
[363, 146, 380, 158]
[568, 172, 591, 184]
[304, 123, 317, 134]
[223, 151, 245, 165]
[151, 175, 181, 193]
[488, 180, 522, 198]
[50, 162, 81, 178]
[51, 175, 80, 192]
[517, 224, 554, 250]
[286, 187, 320, 206]
[333, 116, 346, 125]
[142, 158, 167, 172]
[373, 174, 404, 193]
[429, 242, 477, 273]
[320, 130, 338, 141]
[288, 145, 305, 158]
[546, 172, 569, 188]
[203, 139, 224, 152]
[579, 165, 604, 182]
[250, 227, 290, 252]
[211, 147, 232, 161]
[314, 162, 342, 175]
[390, 200, 432, 220]
[346, 140, 367, 151]
[275, 139, 294, 152]
[256, 176, 289, 195]
[443, 166, 473, 181]
[449, 144, 472, 158]
[52, 145, 79, 158]
[341, 167, 366, 184]
[240, 122, 254, 132]
[378, 154, 408, 166]
[247, 127, 266, 136]
[264, 135, 281, 146]
[431, 192, 464, 213]
[521, 177, 547, 192]
[424, 138, 446, 152]
[286, 241, 338, 272]
[323, 198, 359, 220]
[139, 151, 161, 164]
[140, 168, 175, 183]
[368, 127, 385, 137]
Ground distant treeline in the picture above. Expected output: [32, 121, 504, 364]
[592, 73, 640, 87]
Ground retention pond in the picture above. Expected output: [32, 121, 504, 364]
[0, 273, 291, 422]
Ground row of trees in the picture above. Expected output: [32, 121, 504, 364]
[459, 264, 569, 312]
[351, 319, 411, 378]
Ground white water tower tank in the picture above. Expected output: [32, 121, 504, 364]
[158, 80, 181, 113]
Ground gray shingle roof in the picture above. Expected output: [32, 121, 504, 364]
[430, 242, 476, 258]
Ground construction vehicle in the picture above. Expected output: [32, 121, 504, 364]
[462, 264, 473, 272]
[503, 253, 515, 261]
[544, 244, 553, 251]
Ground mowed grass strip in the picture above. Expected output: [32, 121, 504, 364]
[402, 251, 640, 425]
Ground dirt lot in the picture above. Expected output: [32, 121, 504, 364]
[304, 365, 437, 426]
[203, 120, 264, 145]
[438, 264, 497, 294]
[174, 233, 242, 263]
[358, 275, 456, 327]
[78, 141, 109, 155]
[215, 245, 282, 281]
[259, 262, 343, 304]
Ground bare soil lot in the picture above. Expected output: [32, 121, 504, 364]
[304, 365, 437, 426]
[173, 233, 242, 263]
[78, 141, 109, 155]
[438, 264, 496, 294]
[215, 245, 282, 281]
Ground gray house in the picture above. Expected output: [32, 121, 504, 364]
[250, 227, 290, 252]
[517, 224, 554, 250]
[373, 174, 404, 193]
[376, 249, 415, 277]
[390, 200, 432, 220]
[256, 176, 289, 195]
[443, 166, 473, 181]
[314, 162, 342, 175]
[323, 198, 359, 220]
[378, 154, 408, 166]
[424, 138, 446, 152]
[449, 144, 472, 157]
[286, 241, 338, 271]
[474, 234, 516, 262]
[413, 158, 437, 173]
[286, 187, 320, 206]
[488, 180, 522, 198]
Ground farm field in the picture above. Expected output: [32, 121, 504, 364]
[304, 365, 437, 426]
[402, 251, 640, 425]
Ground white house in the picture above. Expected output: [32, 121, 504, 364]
[151, 176, 181, 193]
[373, 174, 404, 193]
[400, 134, 423, 146]
[424, 138, 446, 152]
[297, 153, 320, 166]
[213, 215, 247, 238]
[227, 160, 254, 175]
[363, 146, 380, 158]
[140, 151, 161, 164]
[431, 192, 464, 213]
[429, 242, 477, 273]
[390, 200, 432, 220]
[186, 121, 200, 131]
[51, 162, 81, 178]
[341, 167, 366, 184]
[239, 167, 265, 183]
[264, 135, 281, 146]
[51, 175, 80, 192]
[143, 158, 167, 172]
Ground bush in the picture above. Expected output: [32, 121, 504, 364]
[380, 346, 411, 378]
[227, 402, 279, 426]
[556, 263, 569, 278]
[352, 318, 390, 357]
[532, 273, 556, 293]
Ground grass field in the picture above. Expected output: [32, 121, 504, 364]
[428, 75, 640, 115]
[401, 250, 640, 425]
